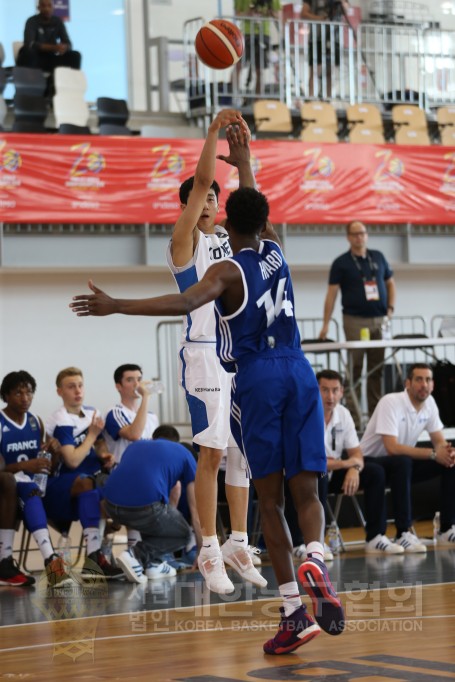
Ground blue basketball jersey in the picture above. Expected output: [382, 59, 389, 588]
[0, 410, 42, 465]
[215, 239, 301, 372]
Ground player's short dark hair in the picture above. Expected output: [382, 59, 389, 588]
[1, 371, 36, 402]
[225, 187, 269, 235]
[316, 369, 343, 385]
[152, 424, 180, 442]
[179, 177, 221, 205]
[114, 364, 142, 384]
[407, 363, 432, 380]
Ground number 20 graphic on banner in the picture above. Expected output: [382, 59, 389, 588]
[70, 143, 106, 177]
[150, 145, 185, 180]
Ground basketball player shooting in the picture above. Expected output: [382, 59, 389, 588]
[70, 109, 345, 655]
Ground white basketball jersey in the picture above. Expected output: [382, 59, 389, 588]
[166, 226, 232, 343]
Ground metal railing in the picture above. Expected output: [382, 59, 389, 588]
[172, 16, 455, 117]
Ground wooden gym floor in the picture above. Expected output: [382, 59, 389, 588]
[0, 521, 454, 682]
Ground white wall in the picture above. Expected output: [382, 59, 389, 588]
[1, 264, 454, 422]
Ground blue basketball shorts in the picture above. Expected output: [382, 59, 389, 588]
[230, 349, 327, 480]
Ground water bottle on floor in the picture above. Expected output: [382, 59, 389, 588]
[101, 533, 114, 564]
[433, 511, 440, 544]
[57, 532, 72, 567]
[327, 520, 342, 554]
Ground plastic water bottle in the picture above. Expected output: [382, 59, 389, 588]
[33, 450, 52, 496]
[433, 511, 441, 543]
[381, 316, 392, 340]
[101, 533, 114, 563]
[327, 521, 341, 554]
[135, 380, 165, 397]
[57, 532, 72, 567]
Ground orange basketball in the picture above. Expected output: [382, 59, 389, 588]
[195, 19, 244, 70]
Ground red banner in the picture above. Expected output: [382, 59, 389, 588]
[1, 134, 455, 224]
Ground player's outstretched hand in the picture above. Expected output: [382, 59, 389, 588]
[209, 108, 244, 133]
[217, 122, 251, 167]
[70, 279, 118, 317]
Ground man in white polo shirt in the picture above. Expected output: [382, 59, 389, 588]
[361, 363, 455, 550]
[316, 370, 403, 555]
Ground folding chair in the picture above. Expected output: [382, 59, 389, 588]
[325, 492, 366, 551]
[96, 97, 129, 127]
[349, 125, 385, 144]
[253, 99, 293, 137]
[300, 125, 338, 143]
[18, 520, 85, 573]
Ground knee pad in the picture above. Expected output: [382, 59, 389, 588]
[225, 447, 250, 488]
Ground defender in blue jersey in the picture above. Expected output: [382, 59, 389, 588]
[71, 115, 345, 654]
[0, 370, 74, 588]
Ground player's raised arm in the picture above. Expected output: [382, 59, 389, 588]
[70, 262, 241, 318]
[217, 122, 255, 189]
[170, 109, 245, 267]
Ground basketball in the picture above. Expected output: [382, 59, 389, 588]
[195, 19, 244, 70]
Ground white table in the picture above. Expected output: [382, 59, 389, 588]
[300, 337, 455, 428]
[301, 337, 455, 353]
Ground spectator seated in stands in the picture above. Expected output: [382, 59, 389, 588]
[17, 0, 81, 75]
[361, 363, 455, 551]
[45, 366, 123, 581]
[0, 370, 74, 588]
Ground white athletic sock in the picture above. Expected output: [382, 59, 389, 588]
[0, 529, 15, 560]
[306, 541, 324, 563]
[127, 529, 141, 547]
[32, 528, 54, 561]
[279, 581, 302, 617]
[200, 535, 220, 557]
[229, 531, 248, 552]
[84, 527, 101, 556]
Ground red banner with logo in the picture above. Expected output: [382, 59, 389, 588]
[1, 134, 455, 223]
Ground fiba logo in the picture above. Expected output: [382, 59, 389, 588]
[0, 142, 22, 195]
[84, 151, 105, 174]
[300, 148, 335, 191]
[440, 151, 455, 196]
[317, 155, 334, 177]
[67, 143, 106, 190]
[69, 143, 106, 178]
[148, 144, 185, 191]
[373, 150, 404, 193]
[2, 148, 22, 173]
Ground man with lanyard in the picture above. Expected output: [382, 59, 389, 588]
[319, 220, 396, 427]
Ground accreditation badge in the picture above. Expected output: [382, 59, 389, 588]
[364, 281, 379, 301]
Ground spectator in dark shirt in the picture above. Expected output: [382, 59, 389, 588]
[17, 0, 81, 73]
